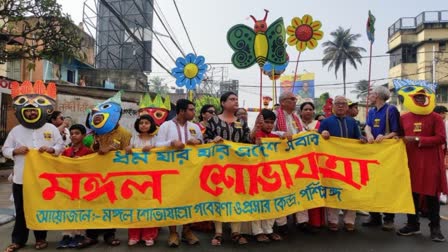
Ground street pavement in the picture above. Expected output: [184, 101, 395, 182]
[0, 168, 447, 251]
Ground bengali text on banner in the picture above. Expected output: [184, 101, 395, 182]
[24, 132, 414, 230]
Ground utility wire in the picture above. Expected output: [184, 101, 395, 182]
[172, 0, 197, 55]
[126, 0, 176, 64]
[98, 0, 173, 76]
[226, 70, 432, 89]
[147, 0, 186, 57]
[207, 50, 443, 65]
[154, 0, 185, 56]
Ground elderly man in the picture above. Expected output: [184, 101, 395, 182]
[318, 96, 363, 232]
[272, 91, 309, 234]
[362, 86, 401, 231]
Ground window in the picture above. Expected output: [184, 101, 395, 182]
[402, 45, 417, 63]
[6, 59, 21, 81]
[43, 60, 54, 80]
[389, 48, 402, 68]
[67, 70, 75, 83]
[440, 42, 446, 52]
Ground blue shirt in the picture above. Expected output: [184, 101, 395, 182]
[366, 103, 400, 137]
[318, 115, 362, 139]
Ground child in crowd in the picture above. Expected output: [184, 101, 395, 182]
[58, 124, 94, 248]
[252, 109, 291, 242]
[124, 115, 159, 246]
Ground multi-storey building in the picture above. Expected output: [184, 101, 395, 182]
[388, 10, 448, 104]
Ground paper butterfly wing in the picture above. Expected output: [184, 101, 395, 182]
[227, 24, 257, 69]
[266, 17, 287, 65]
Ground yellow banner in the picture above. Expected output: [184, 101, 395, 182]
[24, 132, 414, 230]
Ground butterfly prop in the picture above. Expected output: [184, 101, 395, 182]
[227, 9, 287, 69]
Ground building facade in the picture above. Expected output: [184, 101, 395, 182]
[388, 10, 448, 105]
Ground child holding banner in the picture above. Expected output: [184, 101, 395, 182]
[57, 124, 94, 248]
[252, 109, 291, 242]
[124, 115, 159, 247]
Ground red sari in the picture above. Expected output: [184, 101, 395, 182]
[301, 120, 326, 226]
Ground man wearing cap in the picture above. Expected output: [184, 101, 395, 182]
[362, 86, 400, 231]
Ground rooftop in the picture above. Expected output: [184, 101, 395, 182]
[388, 10, 448, 38]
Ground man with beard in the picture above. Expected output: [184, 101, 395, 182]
[156, 99, 202, 247]
[2, 80, 65, 252]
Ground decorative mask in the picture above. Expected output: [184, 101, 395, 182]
[10, 80, 56, 129]
[138, 93, 172, 126]
[88, 91, 123, 135]
[393, 79, 436, 115]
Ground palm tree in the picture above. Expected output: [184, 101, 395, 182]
[351, 80, 369, 100]
[322, 27, 366, 96]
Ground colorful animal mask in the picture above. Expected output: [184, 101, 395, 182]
[138, 93, 171, 126]
[10, 80, 56, 129]
[393, 79, 437, 115]
[88, 91, 123, 135]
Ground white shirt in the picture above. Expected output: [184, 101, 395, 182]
[155, 120, 203, 147]
[130, 133, 157, 148]
[2, 123, 65, 184]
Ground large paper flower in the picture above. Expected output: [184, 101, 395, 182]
[287, 15, 323, 52]
[172, 53, 207, 90]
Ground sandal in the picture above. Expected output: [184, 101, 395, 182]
[35, 240, 48, 250]
[105, 236, 120, 246]
[267, 233, 283, 241]
[231, 233, 248, 245]
[255, 234, 270, 243]
[4, 243, 24, 252]
[211, 233, 223, 246]
[77, 237, 98, 249]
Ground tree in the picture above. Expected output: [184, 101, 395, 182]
[194, 95, 221, 121]
[351, 79, 369, 100]
[322, 27, 366, 96]
[0, 0, 85, 67]
[315, 92, 330, 114]
[148, 76, 169, 95]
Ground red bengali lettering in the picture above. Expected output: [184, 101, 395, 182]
[39, 170, 179, 204]
[316, 153, 379, 190]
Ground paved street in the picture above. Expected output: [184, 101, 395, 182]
[0, 168, 447, 251]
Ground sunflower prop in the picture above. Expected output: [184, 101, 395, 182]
[286, 14, 323, 92]
[172, 53, 207, 90]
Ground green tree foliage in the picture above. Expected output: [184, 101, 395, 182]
[0, 0, 85, 65]
[314, 92, 330, 114]
[194, 95, 221, 122]
[322, 27, 366, 96]
[351, 79, 369, 100]
[148, 76, 169, 95]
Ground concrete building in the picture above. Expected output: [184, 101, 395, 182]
[387, 10, 448, 105]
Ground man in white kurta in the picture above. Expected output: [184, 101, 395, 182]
[2, 120, 64, 249]
[155, 99, 202, 248]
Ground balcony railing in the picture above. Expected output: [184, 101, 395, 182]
[388, 10, 448, 38]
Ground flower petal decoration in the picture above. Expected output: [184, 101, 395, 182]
[287, 15, 324, 52]
[171, 53, 208, 90]
[262, 54, 289, 80]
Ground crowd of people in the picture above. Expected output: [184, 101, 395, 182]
[2, 83, 447, 251]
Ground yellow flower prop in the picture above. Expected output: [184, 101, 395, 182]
[287, 15, 324, 52]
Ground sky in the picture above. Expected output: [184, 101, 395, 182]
[57, 0, 445, 109]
